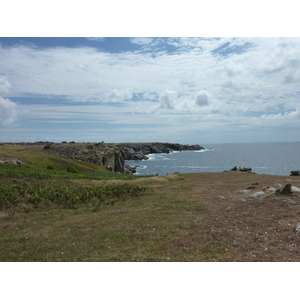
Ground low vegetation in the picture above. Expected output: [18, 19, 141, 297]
[1, 143, 300, 262]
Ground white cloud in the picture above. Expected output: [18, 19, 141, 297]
[159, 90, 177, 109]
[130, 37, 154, 45]
[0, 96, 17, 125]
[105, 88, 133, 103]
[195, 90, 210, 106]
[1, 38, 300, 143]
[2, 38, 300, 110]
[0, 76, 11, 94]
[142, 92, 157, 100]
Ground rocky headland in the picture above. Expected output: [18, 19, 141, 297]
[43, 142, 204, 174]
[115, 142, 204, 160]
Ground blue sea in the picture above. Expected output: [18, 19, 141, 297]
[125, 142, 300, 176]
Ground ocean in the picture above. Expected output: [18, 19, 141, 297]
[125, 142, 300, 176]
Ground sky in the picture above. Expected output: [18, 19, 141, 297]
[1, 0, 300, 145]
[1, 36, 300, 145]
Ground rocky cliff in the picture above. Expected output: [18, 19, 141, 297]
[115, 142, 204, 160]
[44, 142, 125, 173]
[44, 142, 204, 174]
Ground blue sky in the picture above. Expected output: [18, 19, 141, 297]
[1, 37, 300, 144]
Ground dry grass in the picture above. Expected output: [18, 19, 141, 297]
[1, 171, 300, 261]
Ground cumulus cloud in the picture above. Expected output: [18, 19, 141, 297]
[142, 92, 156, 100]
[105, 88, 133, 102]
[195, 90, 210, 106]
[0, 76, 11, 94]
[130, 38, 154, 45]
[0, 96, 17, 125]
[159, 90, 177, 109]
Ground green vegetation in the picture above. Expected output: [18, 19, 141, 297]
[67, 166, 78, 173]
[0, 163, 133, 181]
[1, 143, 300, 262]
[0, 182, 147, 210]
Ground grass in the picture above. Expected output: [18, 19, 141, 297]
[0, 181, 148, 210]
[2, 144, 300, 261]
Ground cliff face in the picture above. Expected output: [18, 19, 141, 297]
[44, 143, 124, 173]
[44, 142, 204, 174]
[116, 142, 204, 160]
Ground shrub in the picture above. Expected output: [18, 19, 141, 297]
[46, 165, 54, 170]
[67, 166, 78, 173]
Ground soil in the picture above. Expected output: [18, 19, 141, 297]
[172, 171, 300, 261]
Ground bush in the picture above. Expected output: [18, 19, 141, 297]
[46, 165, 54, 170]
[67, 166, 78, 173]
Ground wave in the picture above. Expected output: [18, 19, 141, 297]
[134, 165, 147, 175]
[194, 148, 214, 152]
[146, 153, 174, 161]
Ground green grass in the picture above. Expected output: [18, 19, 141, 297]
[0, 163, 134, 182]
[0, 181, 148, 210]
[0, 144, 110, 173]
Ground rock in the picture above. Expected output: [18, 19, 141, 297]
[290, 170, 300, 176]
[227, 166, 252, 172]
[236, 190, 266, 199]
[294, 223, 300, 236]
[236, 189, 254, 195]
[43, 143, 53, 149]
[0, 159, 21, 164]
[283, 198, 296, 204]
[291, 186, 300, 192]
[262, 186, 276, 191]
[116, 142, 204, 161]
[275, 183, 292, 195]
[45, 143, 125, 173]
[42, 142, 205, 174]
[238, 167, 252, 172]
[123, 164, 137, 175]
[250, 192, 266, 199]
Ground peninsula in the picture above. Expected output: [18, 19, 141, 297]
[43, 142, 204, 174]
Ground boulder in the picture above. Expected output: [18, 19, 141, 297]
[123, 164, 137, 175]
[294, 223, 300, 236]
[238, 167, 252, 172]
[251, 192, 266, 199]
[275, 183, 292, 195]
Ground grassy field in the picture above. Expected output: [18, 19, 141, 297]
[1, 144, 300, 261]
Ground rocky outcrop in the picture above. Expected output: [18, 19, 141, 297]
[116, 142, 204, 160]
[43, 142, 204, 174]
[44, 143, 124, 173]
[123, 164, 138, 174]
[227, 166, 253, 173]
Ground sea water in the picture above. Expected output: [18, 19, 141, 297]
[125, 142, 300, 176]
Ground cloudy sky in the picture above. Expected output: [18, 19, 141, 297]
[1, 36, 300, 145]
